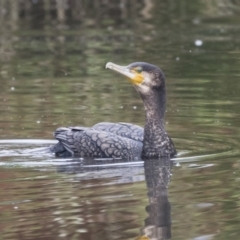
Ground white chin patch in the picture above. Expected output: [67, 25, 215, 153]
[140, 84, 150, 93]
[138, 74, 151, 93]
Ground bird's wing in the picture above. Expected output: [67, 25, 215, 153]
[53, 126, 143, 159]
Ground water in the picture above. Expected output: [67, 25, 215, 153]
[1, 1, 240, 239]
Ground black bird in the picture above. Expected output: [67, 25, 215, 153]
[50, 62, 176, 159]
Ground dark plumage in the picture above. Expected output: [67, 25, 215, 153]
[50, 62, 177, 159]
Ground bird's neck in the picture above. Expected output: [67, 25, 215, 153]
[143, 88, 166, 130]
[141, 88, 168, 158]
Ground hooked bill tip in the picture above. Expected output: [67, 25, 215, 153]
[105, 62, 113, 69]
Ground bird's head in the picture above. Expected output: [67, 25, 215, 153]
[106, 62, 165, 94]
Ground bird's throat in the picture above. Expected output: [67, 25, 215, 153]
[143, 88, 166, 129]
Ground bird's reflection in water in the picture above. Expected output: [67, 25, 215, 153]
[137, 158, 173, 240]
[57, 157, 173, 240]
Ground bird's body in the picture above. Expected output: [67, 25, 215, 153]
[50, 62, 177, 159]
[50, 122, 143, 159]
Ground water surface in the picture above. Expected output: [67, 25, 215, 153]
[1, 1, 240, 239]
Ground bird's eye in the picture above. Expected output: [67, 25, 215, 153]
[135, 67, 142, 73]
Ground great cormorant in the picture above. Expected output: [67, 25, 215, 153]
[50, 62, 176, 159]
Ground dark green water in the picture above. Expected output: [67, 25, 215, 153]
[1, 1, 240, 239]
